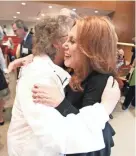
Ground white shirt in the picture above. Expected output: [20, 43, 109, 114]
[8, 55, 109, 156]
[3, 28, 7, 34]
[0, 26, 4, 40]
[0, 48, 8, 73]
[21, 32, 30, 55]
[24, 32, 29, 42]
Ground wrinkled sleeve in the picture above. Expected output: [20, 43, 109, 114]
[17, 75, 109, 154]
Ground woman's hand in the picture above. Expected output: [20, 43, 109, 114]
[32, 84, 64, 107]
[8, 54, 33, 73]
[101, 76, 120, 115]
[32, 76, 120, 112]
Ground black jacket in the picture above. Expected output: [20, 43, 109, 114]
[56, 71, 115, 156]
[0, 68, 8, 91]
[20, 33, 33, 58]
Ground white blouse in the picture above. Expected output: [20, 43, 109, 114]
[8, 55, 109, 156]
[0, 48, 7, 72]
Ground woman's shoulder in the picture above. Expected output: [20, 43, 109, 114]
[83, 71, 112, 90]
[82, 72, 113, 105]
[87, 71, 112, 82]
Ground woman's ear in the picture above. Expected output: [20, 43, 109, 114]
[53, 43, 59, 49]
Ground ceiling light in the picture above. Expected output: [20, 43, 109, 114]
[48, 6, 52, 9]
[41, 13, 45, 17]
[16, 12, 20, 14]
[95, 10, 99, 13]
[21, 2, 26, 6]
[37, 17, 40, 20]
[13, 16, 17, 19]
[72, 8, 76, 11]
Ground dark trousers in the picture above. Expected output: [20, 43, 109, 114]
[17, 67, 20, 79]
[123, 85, 135, 108]
[130, 53, 135, 65]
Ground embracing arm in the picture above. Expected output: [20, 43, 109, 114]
[56, 97, 79, 115]
[19, 75, 111, 154]
[56, 74, 119, 118]
[8, 54, 33, 73]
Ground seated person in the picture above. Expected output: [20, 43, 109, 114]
[116, 47, 125, 69]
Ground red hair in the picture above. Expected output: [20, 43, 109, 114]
[70, 16, 118, 91]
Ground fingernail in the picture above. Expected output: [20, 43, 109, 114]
[34, 85, 38, 87]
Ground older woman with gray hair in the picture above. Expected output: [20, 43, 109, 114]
[8, 8, 79, 72]
[8, 11, 119, 156]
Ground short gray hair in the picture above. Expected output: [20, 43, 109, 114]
[13, 19, 28, 32]
[33, 14, 75, 59]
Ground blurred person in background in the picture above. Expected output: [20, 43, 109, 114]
[3, 25, 7, 36]
[7, 38, 15, 61]
[116, 45, 125, 70]
[0, 26, 9, 126]
[0, 47, 8, 73]
[12, 19, 32, 58]
[15, 44, 21, 59]
[29, 28, 34, 35]
[130, 46, 135, 66]
[12, 19, 33, 77]
[129, 37, 135, 65]
[0, 68, 9, 126]
[0, 25, 4, 40]
[0, 26, 8, 73]
[122, 59, 135, 110]
[2, 37, 15, 62]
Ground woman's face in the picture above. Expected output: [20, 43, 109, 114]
[63, 25, 80, 69]
[53, 36, 68, 67]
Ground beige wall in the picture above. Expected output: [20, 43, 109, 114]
[112, 1, 135, 43]
[47, 1, 135, 42]
[45, 1, 116, 11]
[112, 1, 135, 62]
[45, 1, 135, 62]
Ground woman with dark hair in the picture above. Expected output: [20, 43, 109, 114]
[32, 16, 119, 156]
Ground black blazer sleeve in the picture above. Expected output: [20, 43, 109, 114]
[56, 98, 79, 116]
[81, 73, 110, 107]
[56, 73, 110, 117]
